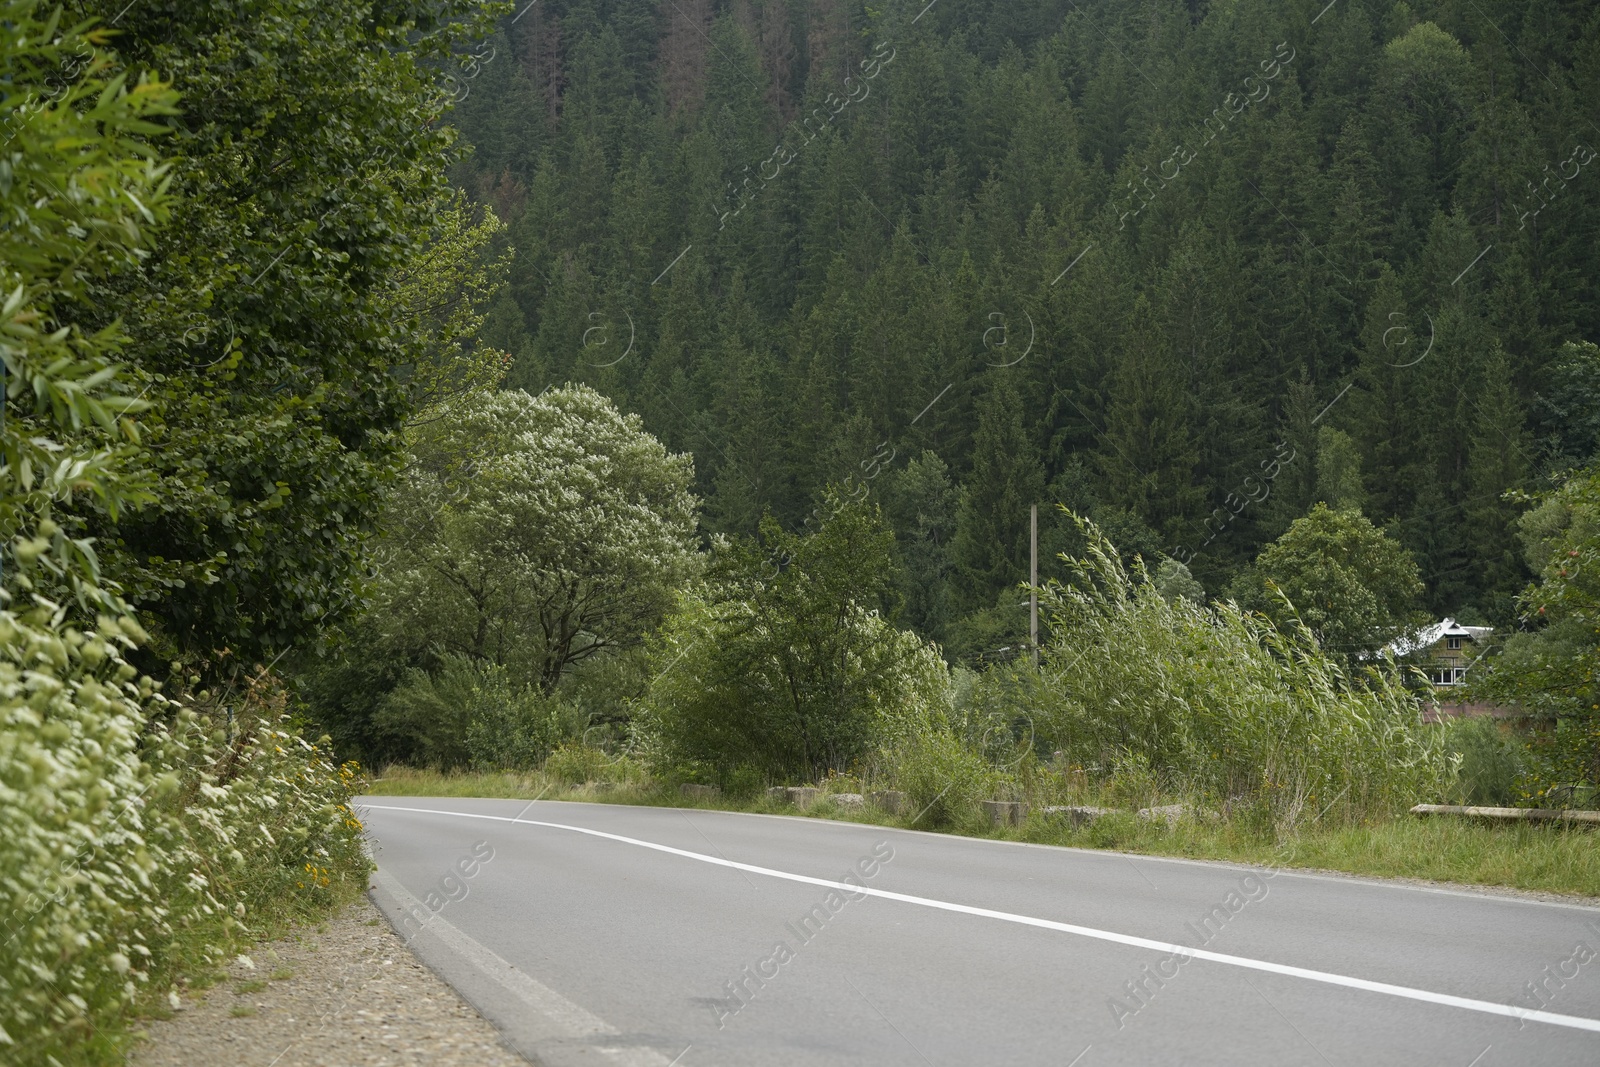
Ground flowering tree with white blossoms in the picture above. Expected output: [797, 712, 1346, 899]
[379, 385, 701, 693]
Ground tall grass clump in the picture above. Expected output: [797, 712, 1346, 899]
[1021, 517, 1449, 832]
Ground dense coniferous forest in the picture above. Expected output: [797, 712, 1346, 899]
[442, 0, 1600, 657]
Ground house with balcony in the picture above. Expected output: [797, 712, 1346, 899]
[1385, 617, 1494, 686]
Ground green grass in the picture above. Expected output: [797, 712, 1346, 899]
[366, 766, 1600, 899]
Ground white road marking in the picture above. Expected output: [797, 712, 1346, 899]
[364, 804, 1600, 1036]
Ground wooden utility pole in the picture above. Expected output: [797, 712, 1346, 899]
[1030, 503, 1038, 668]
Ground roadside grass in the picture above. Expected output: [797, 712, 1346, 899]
[364, 767, 1600, 900]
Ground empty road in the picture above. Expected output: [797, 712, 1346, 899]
[359, 797, 1600, 1066]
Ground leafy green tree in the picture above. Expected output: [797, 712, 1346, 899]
[0, 11, 177, 579]
[642, 491, 943, 783]
[1314, 427, 1368, 514]
[382, 189, 513, 423]
[1229, 503, 1425, 661]
[379, 386, 700, 693]
[70, 0, 504, 666]
[1153, 559, 1205, 605]
[885, 450, 959, 644]
[1476, 464, 1600, 804]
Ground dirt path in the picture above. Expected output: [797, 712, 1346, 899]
[131, 895, 527, 1066]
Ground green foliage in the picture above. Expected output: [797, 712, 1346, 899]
[0, 3, 178, 591]
[1028, 516, 1448, 830]
[1442, 717, 1527, 807]
[1477, 463, 1600, 803]
[440, 0, 1600, 645]
[1153, 559, 1205, 605]
[379, 385, 701, 692]
[1313, 428, 1367, 514]
[640, 492, 949, 782]
[950, 374, 1046, 616]
[1535, 341, 1600, 469]
[1229, 503, 1425, 661]
[383, 189, 514, 424]
[884, 451, 959, 645]
[68, 0, 507, 664]
[1520, 717, 1600, 810]
[872, 725, 998, 829]
[377, 654, 573, 771]
[0, 570, 367, 1064]
[0, 0, 524, 1057]
[543, 739, 644, 786]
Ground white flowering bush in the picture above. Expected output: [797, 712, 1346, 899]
[0, 583, 368, 1063]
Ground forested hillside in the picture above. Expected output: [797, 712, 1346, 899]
[445, 0, 1600, 654]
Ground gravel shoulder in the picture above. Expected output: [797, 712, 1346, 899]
[131, 894, 528, 1067]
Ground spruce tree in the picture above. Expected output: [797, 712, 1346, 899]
[1465, 345, 1533, 619]
[950, 374, 1047, 616]
[1097, 296, 1203, 543]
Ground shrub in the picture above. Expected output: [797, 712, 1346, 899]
[639, 495, 951, 782]
[874, 726, 1002, 828]
[1519, 715, 1600, 809]
[0, 606, 366, 1063]
[722, 764, 766, 799]
[376, 655, 573, 771]
[1442, 717, 1528, 806]
[543, 740, 644, 786]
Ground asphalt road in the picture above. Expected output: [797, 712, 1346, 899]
[359, 797, 1600, 1066]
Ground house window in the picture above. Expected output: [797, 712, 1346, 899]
[1446, 636, 1462, 650]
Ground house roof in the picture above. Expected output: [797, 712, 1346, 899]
[1385, 617, 1493, 657]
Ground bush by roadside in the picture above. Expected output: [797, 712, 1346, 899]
[1, 650, 369, 1066]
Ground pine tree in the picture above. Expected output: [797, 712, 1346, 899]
[1346, 268, 1428, 524]
[1098, 296, 1203, 543]
[950, 374, 1047, 616]
[1465, 344, 1533, 619]
[885, 451, 960, 644]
